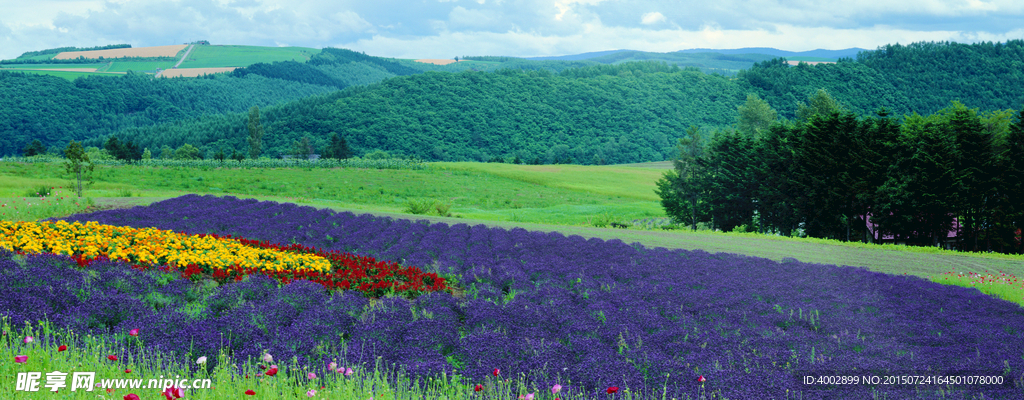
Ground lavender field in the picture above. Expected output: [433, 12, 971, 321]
[18, 194, 1024, 398]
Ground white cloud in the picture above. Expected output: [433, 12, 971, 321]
[640, 11, 665, 25]
[1, 0, 1023, 60]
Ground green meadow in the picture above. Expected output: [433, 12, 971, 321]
[179, 45, 320, 68]
[2, 159, 1022, 287]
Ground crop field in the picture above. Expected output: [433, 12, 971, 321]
[178, 45, 319, 68]
[53, 44, 187, 59]
[2, 194, 1023, 399]
[414, 59, 462, 65]
[2, 159, 1023, 399]
[103, 61, 178, 72]
[159, 67, 238, 78]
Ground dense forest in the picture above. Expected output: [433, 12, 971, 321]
[6, 40, 1024, 163]
[657, 91, 1024, 254]
[0, 71, 339, 156]
[99, 64, 746, 162]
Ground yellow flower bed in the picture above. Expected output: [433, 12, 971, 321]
[0, 220, 331, 274]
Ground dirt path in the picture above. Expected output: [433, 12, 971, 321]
[156, 44, 194, 78]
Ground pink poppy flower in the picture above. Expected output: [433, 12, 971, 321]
[15, 355, 28, 363]
[162, 386, 184, 399]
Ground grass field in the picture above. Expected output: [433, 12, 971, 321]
[178, 45, 319, 68]
[3, 159, 1024, 399]
[2, 159, 1022, 285]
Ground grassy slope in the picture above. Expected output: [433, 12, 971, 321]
[3, 160, 1021, 285]
[179, 45, 319, 68]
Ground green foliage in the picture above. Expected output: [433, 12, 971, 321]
[290, 136, 314, 160]
[247, 106, 264, 159]
[63, 141, 93, 197]
[321, 133, 352, 160]
[21, 140, 46, 157]
[0, 71, 334, 157]
[174, 144, 202, 160]
[736, 93, 778, 137]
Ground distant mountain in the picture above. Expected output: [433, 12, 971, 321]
[525, 50, 631, 61]
[527, 47, 868, 62]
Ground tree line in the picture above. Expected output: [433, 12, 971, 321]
[657, 91, 1024, 254]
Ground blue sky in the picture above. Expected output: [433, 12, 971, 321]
[1, 0, 1022, 60]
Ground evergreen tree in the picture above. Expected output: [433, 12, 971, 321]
[1006, 107, 1024, 253]
[736, 93, 777, 137]
[247, 106, 264, 159]
[291, 136, 314, 160]
[321, 133, 351, 160]
[22, 140, 46, 157]
[656, 125, 708, 231]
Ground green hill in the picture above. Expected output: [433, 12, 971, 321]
[6, 40, 1024, 163]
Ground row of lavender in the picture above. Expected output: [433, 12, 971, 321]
[34, 194, 1024, 398]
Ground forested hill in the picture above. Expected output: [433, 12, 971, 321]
[7, 40, 1024, 163]
[0, 72, 338, 157]
[106, 64, 746, 164]
[108, 40, 1024, 163]
[741, 40, 1024, 118]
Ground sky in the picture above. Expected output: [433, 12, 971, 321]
[1, 0, 1023, 60]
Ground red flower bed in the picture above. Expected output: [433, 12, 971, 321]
[67, 231, 449, 298]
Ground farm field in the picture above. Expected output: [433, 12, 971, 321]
[2, 159, 1021, 282]
[104, 60, 177, 72]
[3, 193, 1023, 399]
[178, 45, 319, 68]
[53, 44, 187, 59]
[159, 67, 238, 78]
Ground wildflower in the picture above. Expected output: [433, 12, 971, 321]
[15, 355, 28, 363]
[474, 384, 483, 392]
[306, 389, 316, 397]
[129, 329, 139, 337]
[266, 366, 279, 376]
[493, 368, 500, 376]
[162, 386, 184, 400]
[551, 384, 562, 394]
[697, 375, 706, 383]
[308, 372, 317, 379]
[607, 386, 619, 394]
[124, 394, 140, 400]
[344, 367, 353, 376]
[58, 345, 67, 352]
[328, 361, 337, 370]
[24, 336, 33, 344]
[518, 393, 534, 400]
[262, 353, 273, 363]
[108, 355, 118, 361]
[245, 389, 256, 395]
[196, 356, 207, 365]
[124, 369, 131, 374]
